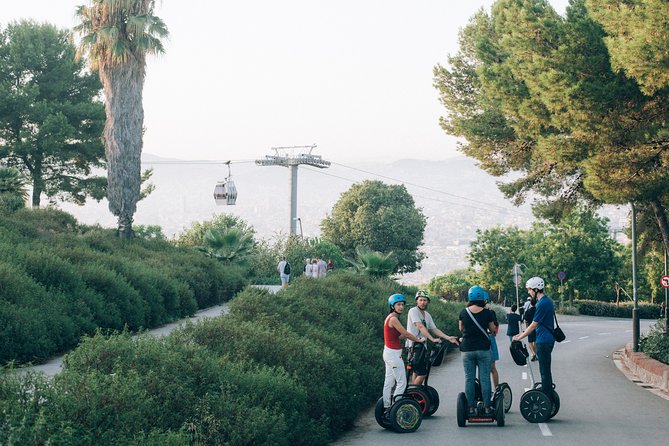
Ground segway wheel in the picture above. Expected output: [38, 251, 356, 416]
[499, 383, 512, 413]
[456, 392, 467, 427]
[520, 390, 551, 423]
[405, 385, 431, 417]
[548, 390, 560, 419]
[425, 385, 440, 416]
[495, 395, 505, 427]
[389, 398, 422, 433]
[374, 397, 392, 429]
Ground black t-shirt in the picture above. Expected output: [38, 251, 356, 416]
[459, 307, 494, 352]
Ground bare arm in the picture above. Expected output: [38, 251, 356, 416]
[391, 317, 424, 343]
[514, 321, 538, 341]
[430, 326, 459, 344]
[414, 321, 439, 343]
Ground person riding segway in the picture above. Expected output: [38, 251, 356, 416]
[374, 293, 425, 433]
[512, 277, 560, 422]
[456, 286, 505, 427]
[404, 289, 460, 416]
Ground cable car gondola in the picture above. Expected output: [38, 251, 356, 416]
[213, 161, 237, 205]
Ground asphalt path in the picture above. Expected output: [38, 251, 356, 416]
[335, 315, 668, 446]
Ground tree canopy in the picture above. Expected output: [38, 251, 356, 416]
[320, 180, 427, 274]
[0, 20, 106, 207]
[433, 0, 669, 254]
[468, 208, 624, 303]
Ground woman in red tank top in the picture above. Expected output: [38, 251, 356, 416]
[382, 294, 425, 411]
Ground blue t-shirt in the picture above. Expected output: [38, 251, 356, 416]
[533, 295, 555, 344]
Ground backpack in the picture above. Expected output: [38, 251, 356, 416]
[283, 262, 291, 275]
[509, 340, 529, 366]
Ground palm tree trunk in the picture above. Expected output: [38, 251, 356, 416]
[100, 58, 146, 238]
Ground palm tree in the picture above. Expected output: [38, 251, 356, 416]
[0, 167, 28, 212]
[0, 167, 29, 201]
[198, 228, 255, 264]
[74, 0, 168, 238]
[346, 246, 397, 278]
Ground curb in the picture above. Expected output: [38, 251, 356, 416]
[623, 342, 669, 392]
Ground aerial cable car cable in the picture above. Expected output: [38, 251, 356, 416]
[328, 161, 522, 214]
[302, 165, 532, 217]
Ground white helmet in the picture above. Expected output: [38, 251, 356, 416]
[525, 277, 545, 290]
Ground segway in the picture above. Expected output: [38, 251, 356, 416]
[456, 387, 505, 427]
[510, 341, 560, 423]
[456, 370, 505, 427]
[374, 394, 423, 433]
[405, 340, 449, 416]
[474, 378, 512, 413]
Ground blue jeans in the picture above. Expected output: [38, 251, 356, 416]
[462, 349, 492, 408]
[536, 342, 554, 400]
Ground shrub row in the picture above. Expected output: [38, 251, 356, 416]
[0, 208, 247, 365]
[640, 320, 669, 365]
[575, 299, 661, 319]
[0, 271, 462, 445]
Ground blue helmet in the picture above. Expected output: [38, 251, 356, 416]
[388, 293, 406, 310]
[468, 286, 486, 302]
[483, 291, 491, 303]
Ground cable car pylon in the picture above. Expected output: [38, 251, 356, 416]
[255, 144, 330, 235]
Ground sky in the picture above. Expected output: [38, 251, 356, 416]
[3, 0, 570, 163]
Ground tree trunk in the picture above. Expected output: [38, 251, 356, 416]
[100, 58, 146, 238]
[31, 157, 43, 208]
[650, 199, 669, 256]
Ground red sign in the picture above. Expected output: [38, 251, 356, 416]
[557, 271, 567, 281]
[661, 275, 669, 289]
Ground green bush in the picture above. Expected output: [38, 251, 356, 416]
[640, 321, 669, 365]
[575, 300, 660, 319]
[0, 210, 247, 366]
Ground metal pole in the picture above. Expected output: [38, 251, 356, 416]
[290, 164, 298, 236]
[631, 203, 640, 351]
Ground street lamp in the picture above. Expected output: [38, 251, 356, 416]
[631, 202, 640, 352]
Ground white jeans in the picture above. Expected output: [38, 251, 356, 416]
[383, 346, 406, 408]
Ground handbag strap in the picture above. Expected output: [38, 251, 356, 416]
[466, 308, 489, 338]
[538, 311, 559, 336]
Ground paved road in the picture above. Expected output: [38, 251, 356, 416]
[20, 284, 283, 377]
[335, 315, 668, 446]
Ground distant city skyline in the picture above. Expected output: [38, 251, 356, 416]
[4, 0, 569, 164]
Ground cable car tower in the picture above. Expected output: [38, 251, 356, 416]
[255, 145, 330, 235]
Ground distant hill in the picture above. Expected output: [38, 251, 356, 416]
[58, 155, 625, 285]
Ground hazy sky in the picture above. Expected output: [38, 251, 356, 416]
[3, 0, 570, 163]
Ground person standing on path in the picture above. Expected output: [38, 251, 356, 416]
[523, 300, 537, 360]
[383, 293, 425, 413]
[513, 277, 557, 404]
[277, 256, 290, 288]
[506, 304, 522, 344]
[405, 290, 459, 385]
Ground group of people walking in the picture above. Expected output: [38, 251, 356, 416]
[381, 276, 557, 421]
[303, 257, 333, 278]
[277, 255, 334, 288]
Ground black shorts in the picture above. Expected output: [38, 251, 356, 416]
[410, 343, 429, 376]
[528, 331, 536, 342]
